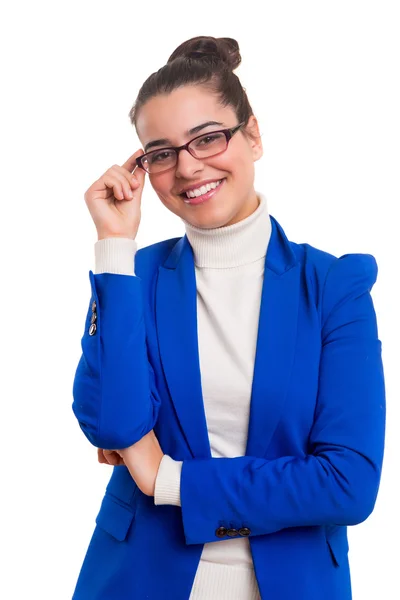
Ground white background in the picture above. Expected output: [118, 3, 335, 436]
[1, 1, 399, 598]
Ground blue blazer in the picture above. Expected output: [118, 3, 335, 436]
[72, 214, 385, 600]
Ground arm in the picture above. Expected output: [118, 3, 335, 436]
[72, 238, 162, 450]
[156, 253, 386, 545]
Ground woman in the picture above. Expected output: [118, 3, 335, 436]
[71, 36, 386, 600]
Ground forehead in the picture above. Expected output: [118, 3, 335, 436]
[136, 85, 236, 143]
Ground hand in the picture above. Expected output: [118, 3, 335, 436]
[84, 149, 146, 241]
[97, 448, 125, 466]
[98, 430, 164, 497]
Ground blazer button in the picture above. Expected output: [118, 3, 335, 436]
[90, 312, 97, 324]
[215, 526, 228, 538]
[91, 300, 97, 312]
[226, 529, 239, 537]
[89, 323, 97, 336]
[239, 527, 251, 537]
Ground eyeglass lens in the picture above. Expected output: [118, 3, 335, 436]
[143, 131, 228, 173]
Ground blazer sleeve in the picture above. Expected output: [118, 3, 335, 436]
[176, 253, 386, 545]
[72, 270, 162, 449]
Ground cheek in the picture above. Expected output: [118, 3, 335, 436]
[149, 173, 173, 196]
[212, 144, 252, 176]
[205, 154, 237, 175]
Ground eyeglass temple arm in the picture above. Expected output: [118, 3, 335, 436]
[133, 161, 145, 172]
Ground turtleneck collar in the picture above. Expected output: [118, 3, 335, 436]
[181, 192, 272, 269]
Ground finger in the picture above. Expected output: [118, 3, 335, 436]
[86, 187, 113, 200]
[101, 174, 127, 201]
[103, 450, 123, 466]
[122, 149, 145, 174]
[87, 175, 124, 201]
[97, 449, 108, 464]
[106, 170, 136, 200]
[112, 165, 142, 194]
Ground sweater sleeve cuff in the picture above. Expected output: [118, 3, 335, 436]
[154, 455, 183, 506]
[94, 237, 137, 275]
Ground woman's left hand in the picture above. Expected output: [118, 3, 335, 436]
[98, 430, 164, 497]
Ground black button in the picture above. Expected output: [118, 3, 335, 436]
[226, 528, 239, 537]
[239, 527, 251, 537]
[215, 526, 228, 538]
[89, 323, 97, 336]
[92, 300, 97, 312]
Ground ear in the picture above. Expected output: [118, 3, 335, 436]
[245, 115, 263, 162]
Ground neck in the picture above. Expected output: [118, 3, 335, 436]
[224, 191, 260, 226]
[182, 192, 272, 269]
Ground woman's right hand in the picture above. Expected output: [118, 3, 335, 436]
[84, 149, 146, 241]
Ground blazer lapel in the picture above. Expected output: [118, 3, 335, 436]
[156, 215, 300, 460]
[245, 216, 300, 457]
[156, 237, 212, 459]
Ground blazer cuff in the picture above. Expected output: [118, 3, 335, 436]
[154, 455, 183, 506]
[94, 237, 137, 275]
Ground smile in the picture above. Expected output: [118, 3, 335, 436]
[182, 179, 225, 205]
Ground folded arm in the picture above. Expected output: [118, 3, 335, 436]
[155, 254, 386, 545]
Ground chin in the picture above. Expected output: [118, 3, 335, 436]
[188, 209, 237, 230]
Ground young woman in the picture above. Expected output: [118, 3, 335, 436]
[71, 36, 386, 600]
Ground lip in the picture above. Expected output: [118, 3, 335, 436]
[183, 178, 225, 205]
[178, 178, 225, 195]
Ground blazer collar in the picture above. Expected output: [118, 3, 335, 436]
[163, 215, 298, 275]
[156, 215, 300, 459]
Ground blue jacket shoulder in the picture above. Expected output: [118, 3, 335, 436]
[289, 239, 378, 320]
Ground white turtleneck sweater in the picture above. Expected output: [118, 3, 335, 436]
[94, 192, 272, 600]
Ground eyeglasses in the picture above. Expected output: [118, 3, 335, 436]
[136, 122, 246, 174]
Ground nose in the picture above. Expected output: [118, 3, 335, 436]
[174, 148, 204, 179]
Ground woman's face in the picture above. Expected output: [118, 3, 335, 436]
[135, 85, 263, 229]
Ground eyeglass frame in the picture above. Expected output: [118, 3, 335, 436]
[135, 121, 247, 173]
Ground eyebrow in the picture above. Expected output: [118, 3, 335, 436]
[144, 121, 225, 152]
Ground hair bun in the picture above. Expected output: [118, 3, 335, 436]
[167, 36, 241, 71]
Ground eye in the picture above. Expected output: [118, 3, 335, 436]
[196, 132, 224, 146]
[149, 150, 175, 164]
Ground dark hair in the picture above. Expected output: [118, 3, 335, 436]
[128, 36, 255, 136]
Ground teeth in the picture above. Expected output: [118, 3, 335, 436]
[185, 180, 222, 199]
